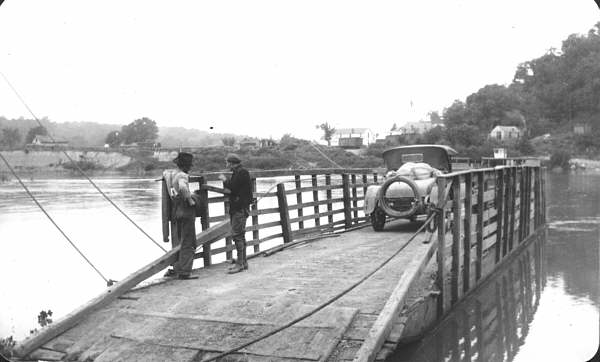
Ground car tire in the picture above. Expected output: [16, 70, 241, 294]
[371, 207, 386, 231]
[377, 176, 422, 218]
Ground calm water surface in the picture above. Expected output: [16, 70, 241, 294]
[391, 172, 599, 362]
[0, 173, 598, 362]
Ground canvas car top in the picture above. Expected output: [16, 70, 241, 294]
[382, 145, 457, 172]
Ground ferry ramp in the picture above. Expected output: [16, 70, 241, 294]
[19, 219, 435, 362]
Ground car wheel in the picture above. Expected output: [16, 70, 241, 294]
[371, 207, 386, 231]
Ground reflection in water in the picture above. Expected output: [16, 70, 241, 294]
[392, 230, 546, 362]
[391, 172, 599, 362]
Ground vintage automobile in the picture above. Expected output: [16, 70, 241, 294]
[364, 144, 457, 231]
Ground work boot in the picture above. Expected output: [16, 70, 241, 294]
[227, 264, 244, 274]
[227, 242, 244, 274]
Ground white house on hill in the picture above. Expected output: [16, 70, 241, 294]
[489, 126, 521, 142]
[31, 135, 69, 147]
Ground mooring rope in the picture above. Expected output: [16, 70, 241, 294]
[0, 71, 167, 253]
[200, 212, 437, 362]
[0, 152, 113, 286]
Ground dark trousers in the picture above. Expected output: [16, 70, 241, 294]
[230, 209, 248, 264]
[172, 216, 197, 275]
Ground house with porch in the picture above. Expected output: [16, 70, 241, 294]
[331, 128, 374, 148]
[489, 126, 521, 143]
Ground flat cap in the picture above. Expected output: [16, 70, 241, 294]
[226, 153, 241, 163]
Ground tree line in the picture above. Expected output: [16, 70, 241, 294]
[415, 22, 600, 159]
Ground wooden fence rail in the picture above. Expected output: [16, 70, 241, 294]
[162, 168, 380, 266]
[434, 165, 546, 317]
[161, 164, 546, 319]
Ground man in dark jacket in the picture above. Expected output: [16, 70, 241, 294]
[219, 153, 252, 274]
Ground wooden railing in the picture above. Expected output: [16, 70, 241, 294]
[434, 165, 546, 317]
[162, 168, 381, 266]
[402, 229, 545, 361]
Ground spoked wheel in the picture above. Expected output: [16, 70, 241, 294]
[371, 207, 386, 231]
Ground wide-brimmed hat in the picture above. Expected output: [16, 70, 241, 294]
[226, 153, 241, 164]
[173, 152, 193, 166]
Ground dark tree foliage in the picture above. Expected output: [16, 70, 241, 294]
[104, 130, 122, 147]
[1, 127, 21, 148]
[419, 126, 445, 144]
[549, 150, 572, 169]
[25, 125, 48, 143]
[221, 136, 236, 147]
[121, 117, 158, 145]
[434, 22, 600, 156]
[445, 124, 483, 148]
[514, 22, 600, 128]
[316, 122, 336, 146]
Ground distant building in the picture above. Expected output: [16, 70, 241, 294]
[332, 128, 373, 148]
[30, 135, 68, 148]
[384, 132, 404, 145]
[489, 126, 521, 142]
[238, 138, 259, 150]
[399, 121, 435, 135]
[259, 138, 277, 148]
[574, 123, 591, 135]
[135, 141, 160, 149]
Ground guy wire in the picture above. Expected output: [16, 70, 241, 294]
[0, 71, 167, 253]
[0, 152, 110, 285]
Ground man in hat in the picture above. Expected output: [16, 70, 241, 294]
[163, 152, 198, 279]
[219, 153, 252, 274]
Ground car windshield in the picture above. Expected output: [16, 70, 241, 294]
[383, 146, 451, 172]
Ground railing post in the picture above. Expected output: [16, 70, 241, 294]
[223, 180, 233, 260]
[502, 167, 511, 257]
[342, 173, 352, 229]
[519, 167, 525, 243]
[508, 167, 516, 252]
[161, 178, 171, 244]
[463, 172, 472, 293]
[476, 172, 484, 282]
[436, 176, 448, 318]
[295, 174, 304, 230]
[523, 167, 529, 238]
[351, 174, 358, 224]
[541, 168, 546, 224]
[495, 168, 505, 263]
[312, 174, 321, 227]
[251, 178, 259, 253]
[451, 175, 461, 304]
[277, 183, 292, 243]
[199, 177, 211, 266]
[534, 167, 541, 228]
[325, 174, 333, 225]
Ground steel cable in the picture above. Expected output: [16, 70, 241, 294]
[1, 71, 167, 253]
[0, 152, 111, 285]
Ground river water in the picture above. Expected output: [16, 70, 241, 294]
[0, 172, 598, 360]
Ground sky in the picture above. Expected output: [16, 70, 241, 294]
[0, 1, 598, 142]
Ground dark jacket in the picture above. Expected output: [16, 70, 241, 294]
[224, 165, 252, 214]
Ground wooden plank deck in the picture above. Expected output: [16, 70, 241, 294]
[23, 219, 435, 362]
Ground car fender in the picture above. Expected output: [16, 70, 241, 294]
[364, 185, 381, 214]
